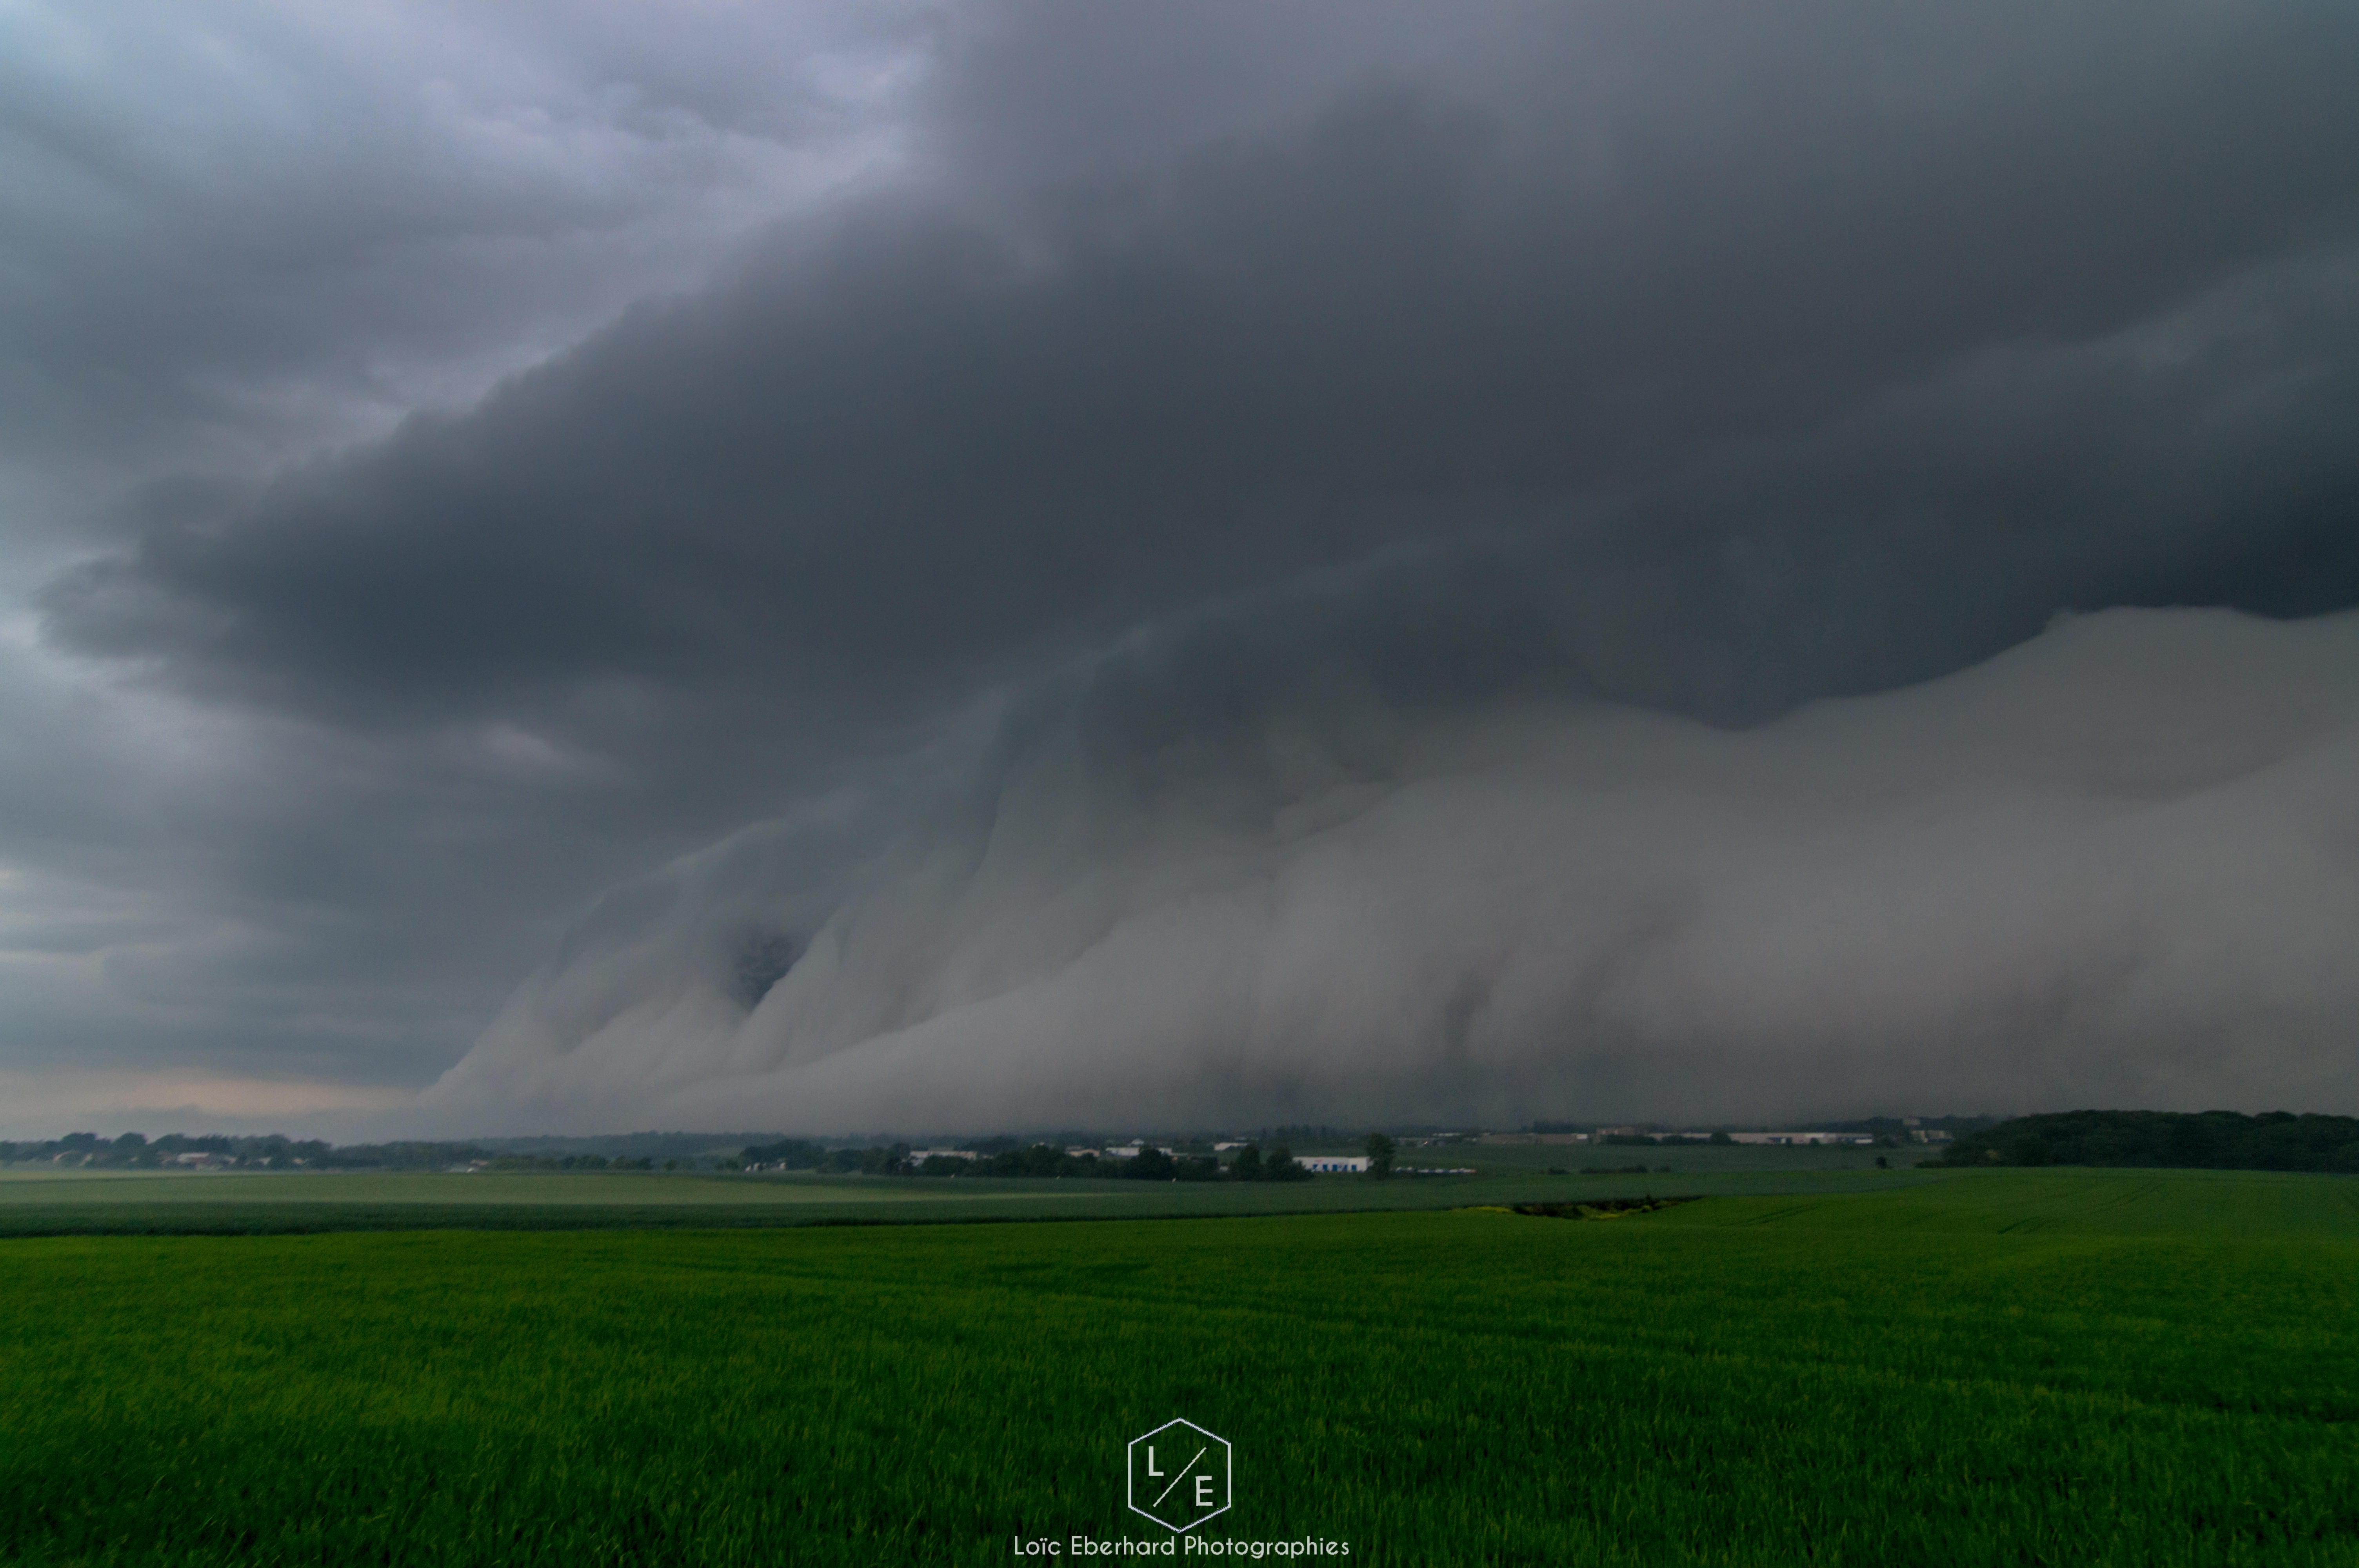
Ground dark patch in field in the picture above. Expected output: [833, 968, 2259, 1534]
[1508, 1198, 1701, 1220]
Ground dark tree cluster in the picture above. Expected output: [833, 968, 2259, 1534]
[739, 1139, 827, 1169]
[1226, 1143, 1310, 1182]
[0, 1133, 500, 1170]
[933, 1143, 1246, 1181]
[969, 1144, 1227, 1181]
[1932, 1111, 2359, 1172]
[736, 1142, 909, 1175]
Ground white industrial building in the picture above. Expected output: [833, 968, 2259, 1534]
[1726, 1132, 1876, 1146]
[1297, 1155, 1370, 1173]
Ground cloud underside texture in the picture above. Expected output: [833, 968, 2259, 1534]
[29, 3, 2359, 1125]
[427, 608, 2359, 1130]
[49, 5, 2359, 736]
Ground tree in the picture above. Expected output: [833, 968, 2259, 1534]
[1125, 1146, 1177, 1180]
[984, 1143, 1066, 1178]
[1264, 1145, 1309, 1182]
[858, 1143, 912, 1175]
[1229, 1143, 1264, 1182]
[1365, 1133, 1396, 1180]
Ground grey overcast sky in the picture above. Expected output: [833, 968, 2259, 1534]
[4, 1, 2357, 1135]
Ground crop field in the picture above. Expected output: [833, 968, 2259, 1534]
[0, 1147, 1923, 1236]
[3, 1168, 2353, 1566]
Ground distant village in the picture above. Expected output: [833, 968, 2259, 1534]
[2, 1117, 1984, 1177]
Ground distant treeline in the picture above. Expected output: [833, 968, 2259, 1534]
[0, 1133, 491, 1170]
[1529, 1118, 1993, 1142]
[5, 1129, 1347, 1180]
[1933, 1111, 2359, 1172]
[738, 1139, 1315, 1181]
[0, 1133, 684, 1172]
[1604, 1132, 1737, 1147]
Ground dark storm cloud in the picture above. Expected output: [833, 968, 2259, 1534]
[0, 0, 933, 1127]
[14, 1, 2359, 1129]
[46, 1, 2359, 745]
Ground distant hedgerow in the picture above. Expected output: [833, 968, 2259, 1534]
[1930, 1109, 2359, 1172]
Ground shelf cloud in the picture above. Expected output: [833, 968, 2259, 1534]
[427, 607, 2359, 1131]
[5, 1, 2358, 1130]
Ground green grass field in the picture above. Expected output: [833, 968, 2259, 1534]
[3, 1168, 2352, 1566]
[0, 1144, 1922, 1236]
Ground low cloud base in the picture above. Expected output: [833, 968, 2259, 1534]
[426, 608, 2359, 1132]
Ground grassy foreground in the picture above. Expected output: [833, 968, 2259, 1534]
[2, 1169, 2353, 1566]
